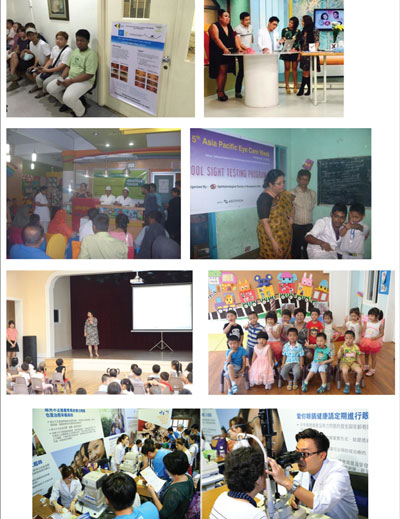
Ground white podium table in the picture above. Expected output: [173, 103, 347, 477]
[225, 52, 297, 108]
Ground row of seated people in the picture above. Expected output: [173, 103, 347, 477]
[8, 205, 179, 259]
[223, 329, 365, 395]
[6, 357, 71, 394]
[93, 362, 193, 395]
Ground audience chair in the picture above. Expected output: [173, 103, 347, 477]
[46, 233, 67, 259]
[170, 377, 184, 391]
[219, 365, 249, 393]
[71, 240, 81, 259]
[51, 372, 70, 393]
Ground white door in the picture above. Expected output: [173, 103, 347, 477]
[99, 0, 195, 117]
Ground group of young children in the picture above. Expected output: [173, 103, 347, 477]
[94, 361, 193, 395]
[222, 304, 384, 395]
[7, 356, 193, 395]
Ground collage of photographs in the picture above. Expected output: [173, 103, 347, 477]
[1, 1, 399, 519]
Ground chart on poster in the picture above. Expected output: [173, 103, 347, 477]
[110, 22, 167, 115]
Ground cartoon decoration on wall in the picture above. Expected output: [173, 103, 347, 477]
[277, 272, 297, 295]
[208, 271, 330, 320]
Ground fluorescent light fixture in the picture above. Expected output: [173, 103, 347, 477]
[105, 143, 110, 147]
[30, 163, 35, 170]
[32, 152, 37, 162]
[129, 142, 134, 146]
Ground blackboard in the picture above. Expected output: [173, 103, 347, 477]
[317, 156, 371, 207]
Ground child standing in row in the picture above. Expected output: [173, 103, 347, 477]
[248, 331, 274, 390]
[223, 310, 244, 348]
[359, 307, 384, 376]
[243, 311, 265, 365]
[302, 332, 334, 394]
[281, 328, 304, 390]
[305, 308, 324, 363]
[337, 330, 363, 394]
[322, 311, 341, 355]
[265, 311, 282, 362]
[280, 309, 292, 345]
[345, 307, 362, 344]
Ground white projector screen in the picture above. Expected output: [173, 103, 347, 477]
[132, 284, 192, 331]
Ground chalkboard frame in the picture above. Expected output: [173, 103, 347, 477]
[317, 156, 371, 207]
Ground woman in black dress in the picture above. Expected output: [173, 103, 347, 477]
[296, 15, 320, 96]
[279, 17, 301, 94]
[208, 9, 238, 101]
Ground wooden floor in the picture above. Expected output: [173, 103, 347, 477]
[57, 348, 192, 361]
[208, 341, 395, 395]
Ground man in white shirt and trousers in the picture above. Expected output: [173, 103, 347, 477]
[34, 185, 51, 232]
[234, 12, 253, 98]
[267, 428, 359, 519]
[257, 16, 280, 54]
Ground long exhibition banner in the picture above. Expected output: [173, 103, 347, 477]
[110, 22, 167, 115]
[190, 129, 275, 215]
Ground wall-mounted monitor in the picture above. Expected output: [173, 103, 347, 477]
[314, 8, 344, 30]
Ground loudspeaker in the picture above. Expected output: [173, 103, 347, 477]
[23, 336, 37, 367]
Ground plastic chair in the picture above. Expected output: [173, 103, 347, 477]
[94, 390, 107, 394]
[14, 384, 30, 394]
[30, 377, 44, 394]
[277, 365, 305, 389]
[302, 363, 333, 391]
[46, 233, 67, 259]
[71, 240, 81, 259]
[161, 385, 171, 394]
[149, 386, 161, 394]
[336, 365, 365, 390]
[51, 372, 71, 393]
[129, 378, 146, 394]
[170, 377, 184, 391]
[220, 365, 249, 393]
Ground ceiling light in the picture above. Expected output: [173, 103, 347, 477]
[32, 152, 37, 162]
[129, 142, 134, 146]
[31, 163, 35, 170]
[105, 143, 110, 147]
[93, 132, 99, 136]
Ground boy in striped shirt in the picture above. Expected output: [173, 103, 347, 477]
[243, 311, 265, 365]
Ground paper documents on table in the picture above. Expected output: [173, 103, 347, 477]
[140, 466, 166, 493]
[50, 510, 77, 519]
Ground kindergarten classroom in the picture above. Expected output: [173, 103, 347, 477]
[201, 408, 368, 519]
[6, 270, 193, 395]
[190, 127, 371, 259]
[7, 0, 195, 117]
[204, 0, 344, 117]
[207, 270, 395, 395]
[6, 127, 181, 259]
[32, 408, 200, 517]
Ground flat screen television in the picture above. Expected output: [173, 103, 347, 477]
[314, 8, 344, 30]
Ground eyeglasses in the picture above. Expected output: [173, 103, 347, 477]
[295, 450, 322, 459]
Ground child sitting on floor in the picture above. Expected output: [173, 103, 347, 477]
[302, 332, 334, 393]
[243, 311, 265, 365]
[337, 330, 364, 394]
[249, 331, 274, 390]
[281, 328, 304, 391]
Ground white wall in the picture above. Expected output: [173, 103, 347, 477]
[7, 0, 99, 51]
[53, 276, 72, 353]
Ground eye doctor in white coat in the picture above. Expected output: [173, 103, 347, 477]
[257, 16, 280, 53]
[266, 428, 359, 519]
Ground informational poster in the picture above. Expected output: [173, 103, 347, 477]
[279, 409, 369, 474]
[138, 409, 172, 428]
[201, 408, 222, 441]
[190, 129, 275, 214]
[93, 169, 148, 199]
[110, 22, 167, 115]
[158, 178, 170, 194]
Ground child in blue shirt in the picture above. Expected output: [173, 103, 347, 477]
[281, 327, 304, 390]
[102, 472, 159, 519]
[302, 332, 334, 393]
[224, 335, 247, 395]
[243, 311, 265, 364]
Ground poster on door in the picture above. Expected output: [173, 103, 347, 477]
[190, 129, 275, 215]
[110, 22, 167, 115]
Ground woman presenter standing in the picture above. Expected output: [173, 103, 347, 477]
[84, 311, 99, 358]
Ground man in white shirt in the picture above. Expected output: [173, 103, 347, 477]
[115, 187, 133, 207]
[257, 16, 279, 53]
[267, 428, 359, 519]
[34, 186, 51, 232]
[234, 11, 253, 98]
[306, 203, 347, 259]
[100, 186, 116, 205]
[25, 29, 51, 87]
[290, 169, 316, 258]
[79, 207, 99, 241]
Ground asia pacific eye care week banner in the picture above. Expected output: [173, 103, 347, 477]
[190, 129, 275, 215]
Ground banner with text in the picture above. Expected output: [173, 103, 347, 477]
[110, 22, 167, 115]
[190, 129, 275, 214]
